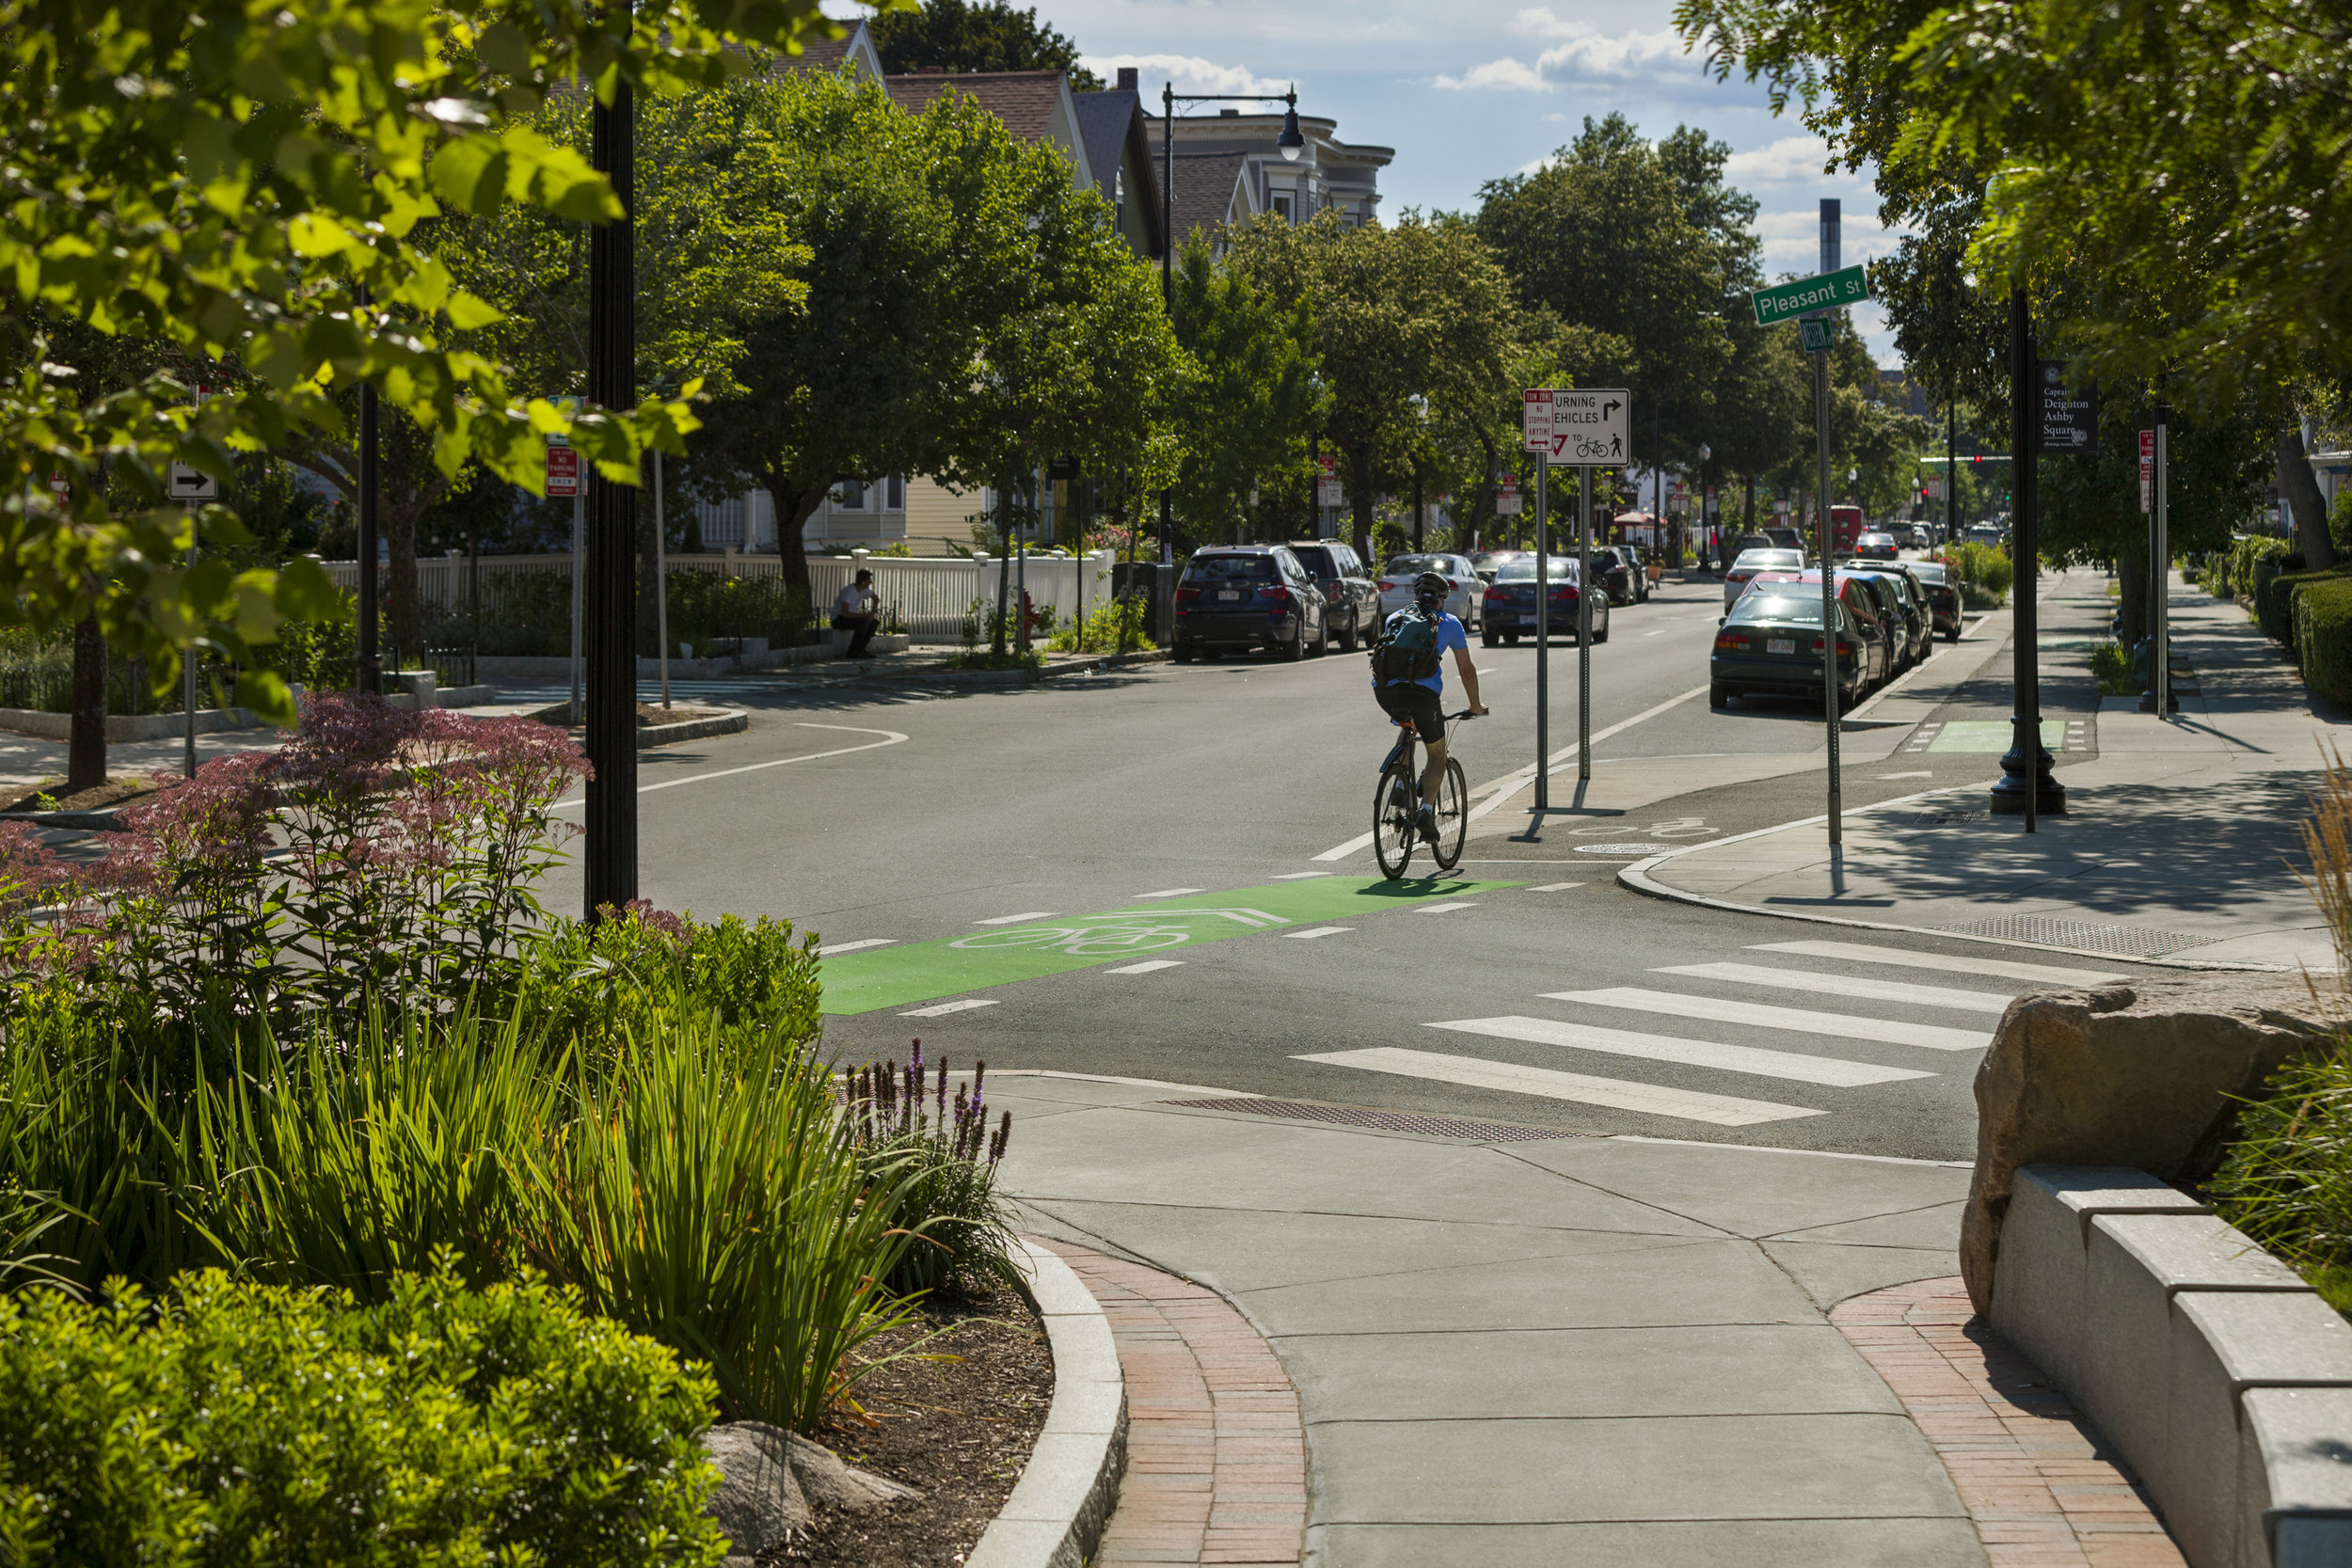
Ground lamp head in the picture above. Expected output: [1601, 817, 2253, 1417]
[1278, 89, 1304, 161]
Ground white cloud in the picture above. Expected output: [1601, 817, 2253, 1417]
[1722, 135, 1836, 185]
[1084, 54, 1289, 98]
[1435, 57, 1549, 91]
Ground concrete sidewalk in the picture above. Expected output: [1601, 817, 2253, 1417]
[995, 1070, 1979, 1566]
[1626, 570, 2345, 971]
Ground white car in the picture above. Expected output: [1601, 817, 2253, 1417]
[1376, 553, 1482, 629]
[1723, 547, 1808, 609]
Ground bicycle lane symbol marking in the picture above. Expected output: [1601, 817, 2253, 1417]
[817, 880, 1520, 1016]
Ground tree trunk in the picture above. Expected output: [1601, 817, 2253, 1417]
[1743, 474, 1756, 532]
[1345, 448, 1375, 564]
[2278, 422, 2336, 569]
[67, 615, 105, 793]
[767, 474, 820, 604]
[994, 479, 1014, 657]
[387, 501, 421, 673]
[1411, 468, 1424, 550]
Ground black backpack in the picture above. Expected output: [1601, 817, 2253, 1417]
[1371, 606, 1443, 685]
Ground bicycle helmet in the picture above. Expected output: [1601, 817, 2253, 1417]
[1412, 570, 1450, 608]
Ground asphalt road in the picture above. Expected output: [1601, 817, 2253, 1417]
[539, 570, 2164, 1164]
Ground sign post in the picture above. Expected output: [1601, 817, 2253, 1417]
[547, 432, 584, 720]
[168, 462, 218, 778]
[1748, 206, 1868, 849]
[1524, 392, 1552, 812]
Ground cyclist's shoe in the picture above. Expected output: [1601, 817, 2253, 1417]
[1416, 803, 1439, 844]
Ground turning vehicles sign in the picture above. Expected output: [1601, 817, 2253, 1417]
[1522, 388, 1630, 467]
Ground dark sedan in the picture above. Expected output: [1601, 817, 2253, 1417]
[1592, 546, 1645, 606]
[1851, 531, 1899, 561]
[1170, 546, 1328, 661]
[1287, 540, 1380, 651]
[1711, 594, 1872, 709]
[1845, 569, 1931, 672]
[1910, 559, 1963, 640]
[1479, 557, 1610, 646]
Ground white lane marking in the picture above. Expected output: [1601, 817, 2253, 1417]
[1548, 988, 1992, 1052]
[1524, 881, 1585, 893]
[818, 938, 897, 957]
[1747, 940, 2125, 987]
[1642, 628, 1668, 636]
[551, 722, 909, 810]
[1311, 682, 1710, 861]
[1414, 901, 1478, 914]
[975, 911, 1059, 926]
[1654, 961, 2015, 1015]
[1296, 1048, 1825, 1127]
[902, 999, 999, 1017]
[1874, 770, 1932, 780]
[1271, 872, 1333, 880]
[1105, 959, 1185, 974]
[1132, 887, 1205, 899]
[1427, 1016, 1933, 1087]
[1285, 926, 1354, 940]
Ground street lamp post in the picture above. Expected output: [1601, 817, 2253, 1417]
[582, 68, 638, 920]
[1161, 82, 1305, 611]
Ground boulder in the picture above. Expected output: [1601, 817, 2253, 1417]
[784, 1430, 923, 1512]
[1962, 973, 2344, 1314]
[701, 1423, 809, 1557]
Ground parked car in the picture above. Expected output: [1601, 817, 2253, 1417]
[1170, 546, 1328, 661]
[1286, 540, 1381, 651]
[1728, 532, 1777, 556]
[1375, 553, 1483, 628]
[1846, 569, 1931, 671]
[1860, 562, 1941, 657]
[1724, 547, 1808, 609]
[1711, 593, 1872, 709]
[1479, 556, 1610, 646]
[1588, 546, 1639, 606]
[1764, 528, 1806, 550]
[1851, 531, 1899, 561]
[1469, 549, 1527, 585]
[1901, 525, 1931, 548]
[1909, 558, 1964, 639]
[1740, 570, 1899, 691]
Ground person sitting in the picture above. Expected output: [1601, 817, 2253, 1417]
[832, 569, 881, 658]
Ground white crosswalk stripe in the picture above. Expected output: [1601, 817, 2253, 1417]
[1296, 1048, 1825, 1126]
[1425, 1016, 1934, 1087]
[1746, 939, 2123, 987]
[1542, 988, 1992, 1052]
[1652, 961, 2016, 1014]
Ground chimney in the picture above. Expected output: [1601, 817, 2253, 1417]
[1218, 107, 1239, 118]
[1116, 66, 1137, 91]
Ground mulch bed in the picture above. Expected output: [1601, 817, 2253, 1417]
[774, 1282, 1054, 1567]
[0, 776, 160, 815]
[638, 703, 728, 726]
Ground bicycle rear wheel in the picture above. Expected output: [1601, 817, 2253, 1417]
[1430, 757, 1470, 872]
[1372, 764, 1416, 879]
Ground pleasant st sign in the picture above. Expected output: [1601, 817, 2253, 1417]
[1751, 265, 1870, 328]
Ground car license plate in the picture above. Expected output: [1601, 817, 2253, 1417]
[1218, 590, 1240, 601]
[1767, 638, 1795, 655]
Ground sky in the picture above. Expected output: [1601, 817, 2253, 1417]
[824, 0, 1903, 364]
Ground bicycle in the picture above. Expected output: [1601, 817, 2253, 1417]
[1372, 708, 1474, 879]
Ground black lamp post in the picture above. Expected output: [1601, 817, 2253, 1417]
[582, 71, 638, 920]
[1159, 83, 1304, 585]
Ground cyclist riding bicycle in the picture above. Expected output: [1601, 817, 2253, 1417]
[1370, 570, 1486, 843]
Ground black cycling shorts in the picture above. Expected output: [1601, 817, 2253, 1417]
[1375, 683, 1445, 743]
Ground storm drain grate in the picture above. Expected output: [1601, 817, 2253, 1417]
[1933, 912, 2224, 958]
[1158, 1097, 1582, 1142]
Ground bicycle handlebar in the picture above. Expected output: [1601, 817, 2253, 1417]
[1445, 708, 1479, 721]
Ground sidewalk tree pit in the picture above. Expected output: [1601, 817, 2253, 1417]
[0, 696, 1026, 1563]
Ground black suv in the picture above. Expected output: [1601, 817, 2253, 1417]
[1286, 541, 1381, 651]
[1171, 546, 1329, 661]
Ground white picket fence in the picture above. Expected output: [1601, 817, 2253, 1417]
[323, 550, 1117, 642]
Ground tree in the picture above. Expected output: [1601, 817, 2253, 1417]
[870, 0, 1103, 89]
[1, 0, 825, 719]
[1226, 214, 1515, 566]
[1166, 239, 1322, 547]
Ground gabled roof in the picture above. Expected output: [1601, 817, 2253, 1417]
[775, 18, 882, 79]
[1070, 87, 1164, 255]
[1167, 150, 1257, 247]
[885, 70, 1094, 192]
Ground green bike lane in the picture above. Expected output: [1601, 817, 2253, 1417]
[818, 875, 1525, 1015]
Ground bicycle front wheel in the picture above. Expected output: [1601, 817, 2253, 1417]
[1430, 757, 1470, 872]
[1372, 767, 1416, 879]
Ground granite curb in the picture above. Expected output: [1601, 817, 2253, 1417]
[964, 1237, 1128, 1568]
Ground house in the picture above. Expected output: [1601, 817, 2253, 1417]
[1144, 95, 1392, 233]
[1072, 71, 1168, 261]
[773, 17, 884, 80]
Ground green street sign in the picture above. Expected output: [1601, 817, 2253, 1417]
[1800, 317, 1832, 353]
[1752, 265, 1870, 326]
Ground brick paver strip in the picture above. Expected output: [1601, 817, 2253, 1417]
[1041, 1242, 1307, 1566]
[1831, 1275, 2186, 1567]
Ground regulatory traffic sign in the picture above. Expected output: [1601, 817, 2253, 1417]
[1496, 473, 1520, 515]
[2139, 428, 2154, 514]
[1799, 317, 1832, 353]
[1317, 477, 1344, 508]
[546, 446, 581, 498]
[1521, 389, 1553, 454]
[1542, 389, 1630, 467]
[166, 463, 218, 502]
[1752, 265, 1870, 326]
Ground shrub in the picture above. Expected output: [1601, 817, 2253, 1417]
[843, 1042, 1016, 1298]
[512, 901, 820, 1056]
[2259, 564, 2352, 648]
[2087, 640, 2135, 696]
[1047, 592, 1157, 655]
[2298, 578, 2352, 705]
[0, 1263, 728, 1568]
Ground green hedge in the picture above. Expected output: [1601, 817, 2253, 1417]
[2260, 564, 2350, 649]
[0, 1265, 725, 1568]
[2298, 578, 2352, 705]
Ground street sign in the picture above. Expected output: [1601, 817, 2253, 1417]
[166, 463, 218, 502]
[546, 446, 581, 498]
[1799, 317, 1832, 353]
[1496, 473, 1521, 516]
[2139, 428, 2155, 514]
[1317, 478, 1343, 508]
[2037, 361, 2098, 454]
[1047, 453, 1080, 480]
[1751, 264, 1870, 326]
[1316, 454, 1336, 480]
[1521, 389, 1552, 454]
[1543, 388, 1630, 467]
